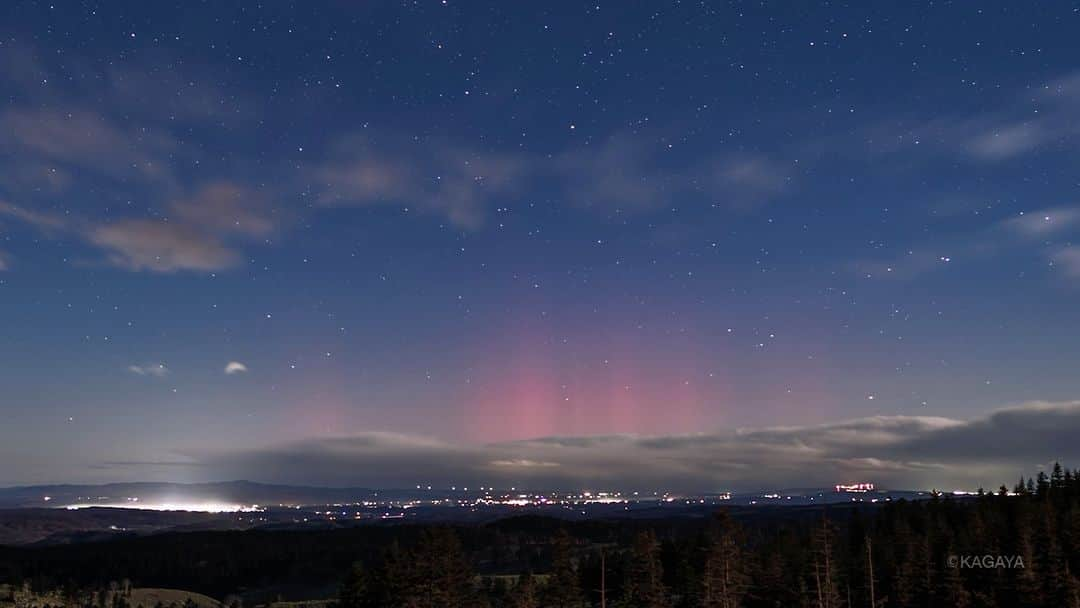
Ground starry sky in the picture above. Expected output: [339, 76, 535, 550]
[2, 2, 1080, 490]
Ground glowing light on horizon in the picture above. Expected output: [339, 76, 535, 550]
[62, 502, 263, 513]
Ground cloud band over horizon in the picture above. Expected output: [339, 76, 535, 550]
[177, 400, 1080, 493]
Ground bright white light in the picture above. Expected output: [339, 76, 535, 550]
[63, 502, 262, 513]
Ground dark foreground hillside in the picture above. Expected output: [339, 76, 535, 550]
[2, 465, 1080, 608]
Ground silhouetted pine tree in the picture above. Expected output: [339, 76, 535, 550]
[543, 530, 585, 608]
[619, 530, 670, 608]
[339, 561, 373, 608]
[1036, 471, 1050, 498]
[413, 527, 483, 608]
[1062, 562, 1080, 608]
[750, 540, 794, 608]
[1035, 503, 1068, 607]
[509, 573, 539, 608]
[667, 540, 697, 608]
[809, 515, 842, 608]
[1053, 462, 1066, 491]
[372, 529, 483, 608]
[1011, 516, 1042, 608]
[1014, 477, 1028, 495]
[700, 511, 749, 608]
[378, 540, 414, 608]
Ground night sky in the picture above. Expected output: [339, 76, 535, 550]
[2, 2, 1080, 490]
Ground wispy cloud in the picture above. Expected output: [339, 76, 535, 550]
[196, 400, 1080, 491]
[313, 134, 527, 230]
[795, 69, 1080, 172]
[966, 121, 1048, 161]
[302, 68, 1080, 235]
[1000, 207, 1080, 239]
[89, 182, 277, 273]
[224, 361, 249, 375]
[914, 71, 1080, 163]
[551, 134, 791, 213]
[0, 201, 69, 232]
[1, 182, 277, 273]
[91, 220, 242, 273]
[961, 71, 1080, 161]
[127, 363, 169, 377]
[1050, 246, 1080, 278]
[853, 204, 1080, 282]
[170, 182, 278, 239]
[0, 45, 272, 274]
[0, 108, 178, 187]
[312, 131, 791, 230]
[4, 38, 1078, 278]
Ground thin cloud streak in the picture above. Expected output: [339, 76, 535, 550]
[127, 363, 169, 377]
[0, 182, 278, 273]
